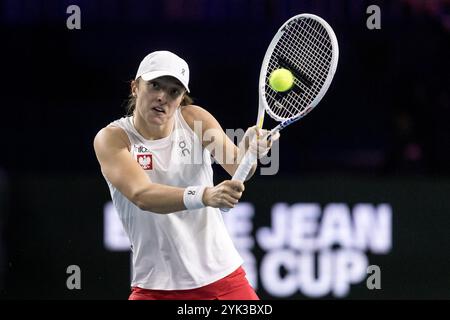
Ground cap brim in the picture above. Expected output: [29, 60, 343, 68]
[139, 71, 190, 92]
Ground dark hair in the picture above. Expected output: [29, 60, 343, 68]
[125, 78, 193, 115]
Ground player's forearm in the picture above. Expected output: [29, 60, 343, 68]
[131, 183, 186, 214]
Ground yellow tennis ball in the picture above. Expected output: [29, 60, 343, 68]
[269, 68, 294, 92]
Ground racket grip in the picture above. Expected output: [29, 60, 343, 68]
[220, 150, 257, 212]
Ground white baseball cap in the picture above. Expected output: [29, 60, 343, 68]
[135, 50, 190, 92]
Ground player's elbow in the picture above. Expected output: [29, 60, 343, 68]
[134, 199, 150, 211]
[130, 188, 152, 211]
[130, 186, 167, 213]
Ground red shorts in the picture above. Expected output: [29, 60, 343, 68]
[129, 266, 259, 300]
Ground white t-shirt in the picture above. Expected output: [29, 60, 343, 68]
[105, 107, 243, 290]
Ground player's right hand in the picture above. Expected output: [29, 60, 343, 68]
[203, 180, 245, 208]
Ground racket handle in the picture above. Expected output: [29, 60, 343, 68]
[220, 150, 257, 212]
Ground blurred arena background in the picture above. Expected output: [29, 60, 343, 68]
[0, 0, 449, 299]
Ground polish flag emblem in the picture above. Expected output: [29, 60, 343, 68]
[137, 154, 153, 170]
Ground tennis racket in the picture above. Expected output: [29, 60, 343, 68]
[221, 13, 339, 212]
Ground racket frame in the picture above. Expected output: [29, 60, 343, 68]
[220, 14, 339, 212]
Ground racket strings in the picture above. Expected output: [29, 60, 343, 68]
[286, 19, 332, 85]
[291, 20, 332, 83]
[265, 17, 333, 121]
[273, 20, 331, 118]
[277, 20, 331, 118]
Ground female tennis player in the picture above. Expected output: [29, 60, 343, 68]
[93, 50, 279, 300]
